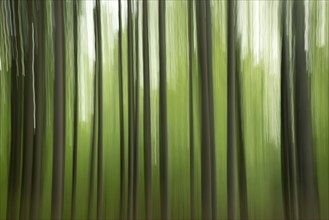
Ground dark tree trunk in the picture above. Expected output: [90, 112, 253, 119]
[188, 1, 195, 219]
[280, 2, 298, 219]
[159, 1, 169, 219]
[51, 0, 66, 219]
[71, 0, 79, 219]
[20, 1, 35, 218]
[127, 0, 134, 219]
[293, 2, 319, 219]
[133, 3, 140, 219]
[227, 1, 236, 219]
[95, 0, 104, 218]
[195, 1, 212, 219]
[7, 2, 24, 219]
[205, 2, 217, 219]
[142, 1, 152, 219]
[118, 0, 126, 219]
[30, 1, 46, 219]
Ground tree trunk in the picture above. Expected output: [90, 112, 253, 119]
[133, 3, 140, 219]
[142, 1, 152, 219]
[20, 1, 35, 218]
[195, 1, 212, 219]
[227, 1, 236, 219]
[71, 0, 79, 219]
[30, 1, 46, 219]
[7, 2, 24, 219]
[95, 1, 104, 218]
[293, 1, 319, 219]
[280, 2, 298, 219]
[127, 0, 134, 219]
[159, 1, 169, 219]
[205, 2, 218, 219]
[51, 0, 65, 219]
[118, 0, 126, 219]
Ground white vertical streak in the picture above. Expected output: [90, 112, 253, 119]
[32, 23, 36, 131]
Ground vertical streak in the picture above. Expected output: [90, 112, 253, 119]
[142, 0, 152, 219]
[52, 0, 65, 219]
[30, 2, 45, 218]
[133, 2, 140, 219]
[88, 7, 97, 219]
[32, 23, 36, 131]
[195, 1, 212, 219]
[205, 2, 217, 219]
[159, 1, 169, 219]
[294, 1, 320, 219]
[118, 0, 126, 219]
[188, 1, 195, 219]
[227, 0, 236, 219]
[20, 2, 35, 218]
[127, 0, 134, 218]
[95, 0, 104, 219]
[280, 2, 297, 219]
[236, 28, 249, 220]
[71, 0, 79, 218]
[7, 2, 23, 219]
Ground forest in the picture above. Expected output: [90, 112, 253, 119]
[0, 0, 328, 219]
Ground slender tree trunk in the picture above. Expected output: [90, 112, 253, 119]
[133, 3, 140, 219]
[118, 0, 126, 219]
[20, 1, 37, 218]
[280, 2, 298, 219]
[281, 3, 291, 218]
[188, 1, 195, 219]
[71, 0, 79, 218]
[30, 1, 45, 219]
[142, 1, 152, 219]
[227, 1, 236, 219]
[204, 2, 218, 219]
[127, 0, 134, 219]
[7, 2, 23, 219]
[195, 1, 212, 219]
[52, 0, 66, 219]
[95, 1, 104, 218]
[293, 2, 319, 219]
[159, 1, 169, 219]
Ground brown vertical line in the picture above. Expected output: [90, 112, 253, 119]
[142, 0, 152, 219]
[127, 0, 134, 219]
[95, 0, 104, 219]
[118, 0, 126, 219]
[71, 0, 79, 218]
[158, 1, 169, 219]
[7, 1, 23, 219]
[30, 1, 46, 219]
[293, 1, 319, 219]
[227, 1, 236, 219]
[188, 1, 195, 219]
[195, 1, 212, 219]
[133, 2, 140, 219]
[52, 0, 66, 219]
